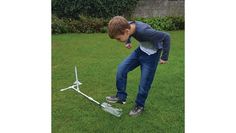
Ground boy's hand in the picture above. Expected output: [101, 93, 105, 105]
[159, 59, 167, 64]
[125, 43, 132, 49]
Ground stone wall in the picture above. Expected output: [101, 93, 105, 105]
[133, 0, 184, 17]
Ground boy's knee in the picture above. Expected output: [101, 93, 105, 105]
[117, 63, 124, 73]
[117, 64, 127, 77]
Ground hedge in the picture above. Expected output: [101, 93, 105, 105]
[52, 0, 139, 19]
[52, 16, 184, 34]
[135, 16, 184, 31]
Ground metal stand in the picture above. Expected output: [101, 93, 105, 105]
[60, 66, 122, 117]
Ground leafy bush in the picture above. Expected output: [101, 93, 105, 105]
[135, 16, 184, 31]
[52, 15, 69, 34]
[52, 15, 109, 34]
[52, 0, 139, 19]
[100, 26, 108, 33]
[52, 16, 184, 34]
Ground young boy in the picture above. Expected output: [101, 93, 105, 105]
[106, 16, 170, 116]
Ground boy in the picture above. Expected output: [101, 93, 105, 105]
[106, 16, 170, 116]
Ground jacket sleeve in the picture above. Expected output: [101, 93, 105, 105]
[160, 32, 170, 61]
[143, 29, 171, 61]
[125, 36, 131, 44]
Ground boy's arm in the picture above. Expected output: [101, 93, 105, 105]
[160, 32, 170, 61]
[143, 29, 170, 61]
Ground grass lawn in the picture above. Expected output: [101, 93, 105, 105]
[52, 30, 184, 133]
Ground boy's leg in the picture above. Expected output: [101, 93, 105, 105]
[135, 50, 161, 107]
[116, 49, 140, 102]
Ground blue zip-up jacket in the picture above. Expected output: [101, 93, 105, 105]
[126, 21, 170, 61]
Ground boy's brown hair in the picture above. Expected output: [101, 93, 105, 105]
[108, 16, 131, 39]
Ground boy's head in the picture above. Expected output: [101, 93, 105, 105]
[108, 16, 131, 42]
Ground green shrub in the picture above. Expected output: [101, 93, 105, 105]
[71, 16, 108, 33]
[51, 15, 69, 34]
[100, 26, 108, 33]
[52, 0, 139, 19]
[136, 16, 184, 31]
[52, 16, 184, 34]
[171, 16, 185, 30]
[52, 15, 109, 34]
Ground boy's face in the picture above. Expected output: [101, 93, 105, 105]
[114, 29, 129, 43]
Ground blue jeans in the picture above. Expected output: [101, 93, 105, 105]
[116, 47, 161, 107]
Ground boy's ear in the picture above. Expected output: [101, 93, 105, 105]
[125, 29, 130, 34]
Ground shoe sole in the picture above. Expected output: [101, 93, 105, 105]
[129, 111, 143, 117]
[129, 108, 144, 117]
[106, 99, 117, 103]
[106, 99, 126, 104]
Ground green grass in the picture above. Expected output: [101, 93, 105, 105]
[52, 31, 184, 133]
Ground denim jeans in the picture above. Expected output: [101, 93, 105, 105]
[116, 47, 161, 107]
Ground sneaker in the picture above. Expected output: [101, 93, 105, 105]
[106, 96, 126, 104]
[129, 105, 144, 117]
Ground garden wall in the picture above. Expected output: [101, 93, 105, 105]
[133, 0, 184, 17]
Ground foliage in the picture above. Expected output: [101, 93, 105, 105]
[135, 16, 185, 31]
[52, 15, 109, 34]
[52, 16, 184, 34]
[52, 0, 139, 19]
[51, 15, 69, 34]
